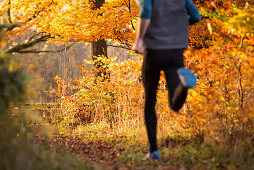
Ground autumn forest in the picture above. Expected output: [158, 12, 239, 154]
[0, 0, 254, 169]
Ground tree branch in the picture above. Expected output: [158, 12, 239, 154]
[16, 43, 75, 54]
[107, 44, 131, 50]
[27, 33, 39, 43]
[7, 0, 12, 24]
[0, 23, 22, 31]
[6, 35, 51, 53]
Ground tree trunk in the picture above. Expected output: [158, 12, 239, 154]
[90, 0, 109, 78]
[91, 40, 107, 57]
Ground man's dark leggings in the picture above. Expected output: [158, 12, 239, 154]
[142, 49, 188, 152]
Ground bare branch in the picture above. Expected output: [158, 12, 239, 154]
[6, 35, 51, 53]
[107, 44, 131, 50]
[27, 33, 39, 43]
[16, 43, 76, 54]
[0, 23, 22, 31]
[7, 0, 12, 24]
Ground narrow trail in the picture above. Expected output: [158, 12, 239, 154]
[44, 135, 138, 170]
[43, 135, 172, 170]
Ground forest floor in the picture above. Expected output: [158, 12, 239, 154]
[42, 133, 230, 170]
[44, 134, 142, 170]
[31, 104, 253, 169]
[4, 104, 252, 170]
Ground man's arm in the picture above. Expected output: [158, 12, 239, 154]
[132, 0, 152, 53]
[132, 19, 150, 53]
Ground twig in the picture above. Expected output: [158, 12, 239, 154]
[107, 44, 131, 50]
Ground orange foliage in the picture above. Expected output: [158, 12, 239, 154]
[46, 1, 254, 140]
[2, 0, 253, 139]
[1, 0, 139, 46]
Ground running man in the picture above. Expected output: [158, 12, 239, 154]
[132, 0, 201, 161]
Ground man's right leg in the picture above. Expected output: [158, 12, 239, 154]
[162, 49, 188, 112]
[164, 67, 188, 112]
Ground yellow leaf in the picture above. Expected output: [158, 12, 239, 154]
[207, 23, 213, 34]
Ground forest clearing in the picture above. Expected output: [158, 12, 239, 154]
[0, 0, 254, 169]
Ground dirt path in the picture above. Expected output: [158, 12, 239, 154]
[43, 135, 146, 170]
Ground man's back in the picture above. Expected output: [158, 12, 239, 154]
[144, 0, 189, 50]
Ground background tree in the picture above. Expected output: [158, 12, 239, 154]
[0, 0, 74, 54]
[90, 0, 108, 77]
[0, 0, 139, 78]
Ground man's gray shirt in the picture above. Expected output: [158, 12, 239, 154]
[143, 0, 189, 50]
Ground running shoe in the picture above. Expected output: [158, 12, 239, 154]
[177, 68, 197, 88]
[145, 150, 162, 161]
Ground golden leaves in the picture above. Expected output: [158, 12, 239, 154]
[6, 0, 139, 44]
[9, 0, 250, 138]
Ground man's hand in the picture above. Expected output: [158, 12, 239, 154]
[132, 18, 150, 54]
[132, 39, 145, 54]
